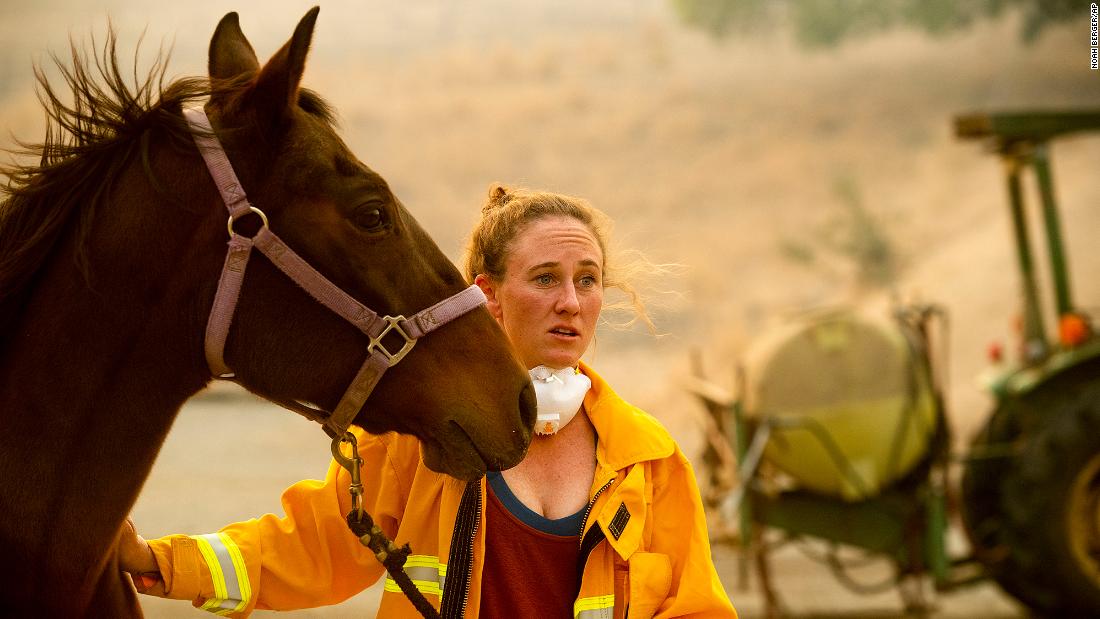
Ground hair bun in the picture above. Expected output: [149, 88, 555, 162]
[484, 183, 511, 213]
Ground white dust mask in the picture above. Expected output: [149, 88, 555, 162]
[528, 365, 592, 435]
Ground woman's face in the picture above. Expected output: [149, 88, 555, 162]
[476, 215, 604, 370]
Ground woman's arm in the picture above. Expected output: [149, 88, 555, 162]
[130, 430, 416, 618]
[650, 448, 738, 618]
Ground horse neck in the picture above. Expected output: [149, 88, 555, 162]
[0, 139, 223, 603]
[1, 140, 220, 411]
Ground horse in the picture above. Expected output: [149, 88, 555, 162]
[0, 8, 535, 617]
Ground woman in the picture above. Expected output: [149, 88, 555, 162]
[120, 185, 736, 618]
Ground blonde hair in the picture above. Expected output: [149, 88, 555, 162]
[462, 183, 658, 333]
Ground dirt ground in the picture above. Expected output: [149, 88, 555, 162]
[130, 393, 1028, 618]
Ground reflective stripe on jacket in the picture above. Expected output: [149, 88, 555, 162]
[147, 363, 737, 618]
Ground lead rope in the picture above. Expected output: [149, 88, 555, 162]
[331, 433, 442, 619]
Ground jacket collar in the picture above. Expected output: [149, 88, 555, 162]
[579, 362, 675, 473]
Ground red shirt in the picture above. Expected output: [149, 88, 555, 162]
[479, 473, 583, 618]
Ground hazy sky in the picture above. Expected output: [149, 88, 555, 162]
[0, 1, 664, 86]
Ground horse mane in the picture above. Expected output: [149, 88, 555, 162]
[0, 29, 206, 343]
[0, 26, 338, 346]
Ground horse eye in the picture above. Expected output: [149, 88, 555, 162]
[355, 208, 385, 230]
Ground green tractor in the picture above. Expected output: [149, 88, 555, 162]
[957, 111, 1100, 615]
[692, 110, 1100, 616]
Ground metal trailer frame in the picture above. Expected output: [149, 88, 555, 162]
[697, 109, 1100, 615]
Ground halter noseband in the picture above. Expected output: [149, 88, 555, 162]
[184, 107, 486, 438]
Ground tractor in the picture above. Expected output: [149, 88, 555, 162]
[691, 110, 1100, 616]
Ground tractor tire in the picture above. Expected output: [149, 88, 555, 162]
[989, 379, 1100, 616]
[959, 400, 1020, 564]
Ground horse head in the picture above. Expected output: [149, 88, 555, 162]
[0, 8, 540, 615]
[197, 8, 534, 479]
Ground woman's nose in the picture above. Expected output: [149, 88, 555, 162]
[555, 282, 581, 314]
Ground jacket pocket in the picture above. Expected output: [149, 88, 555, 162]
[627, 552, 671, 618]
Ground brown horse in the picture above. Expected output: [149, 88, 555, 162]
[0, 8, 534, 617]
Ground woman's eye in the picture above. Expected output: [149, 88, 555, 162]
[355, 208, 385, 230]
[536, 273, 554, 285]
[579, 275, 598, 287]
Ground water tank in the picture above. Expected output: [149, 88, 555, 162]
[743, 309, 939, 500]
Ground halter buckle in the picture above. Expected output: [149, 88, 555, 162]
[369, 316, 417, 366]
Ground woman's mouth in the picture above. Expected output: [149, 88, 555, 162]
[549, 327, 579, 338]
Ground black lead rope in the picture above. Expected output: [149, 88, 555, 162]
[344, 509, 441, 619]
[331, 433, 441, 619]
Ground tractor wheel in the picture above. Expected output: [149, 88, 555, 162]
[959, 399, 1021, 563]
[992, 379, 1100, 615]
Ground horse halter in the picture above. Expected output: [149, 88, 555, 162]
[184, 107, 487, 439]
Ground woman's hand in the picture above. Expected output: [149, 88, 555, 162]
[117, 517, 164, 595]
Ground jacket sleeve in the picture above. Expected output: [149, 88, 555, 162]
[649, 447, 737, 618]
[144, 430, 418, 617]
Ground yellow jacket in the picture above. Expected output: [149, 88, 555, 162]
[147, 364, 736, 618]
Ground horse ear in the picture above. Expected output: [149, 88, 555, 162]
[249, 6, 319, 127]
[208, 12, 260, 82]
